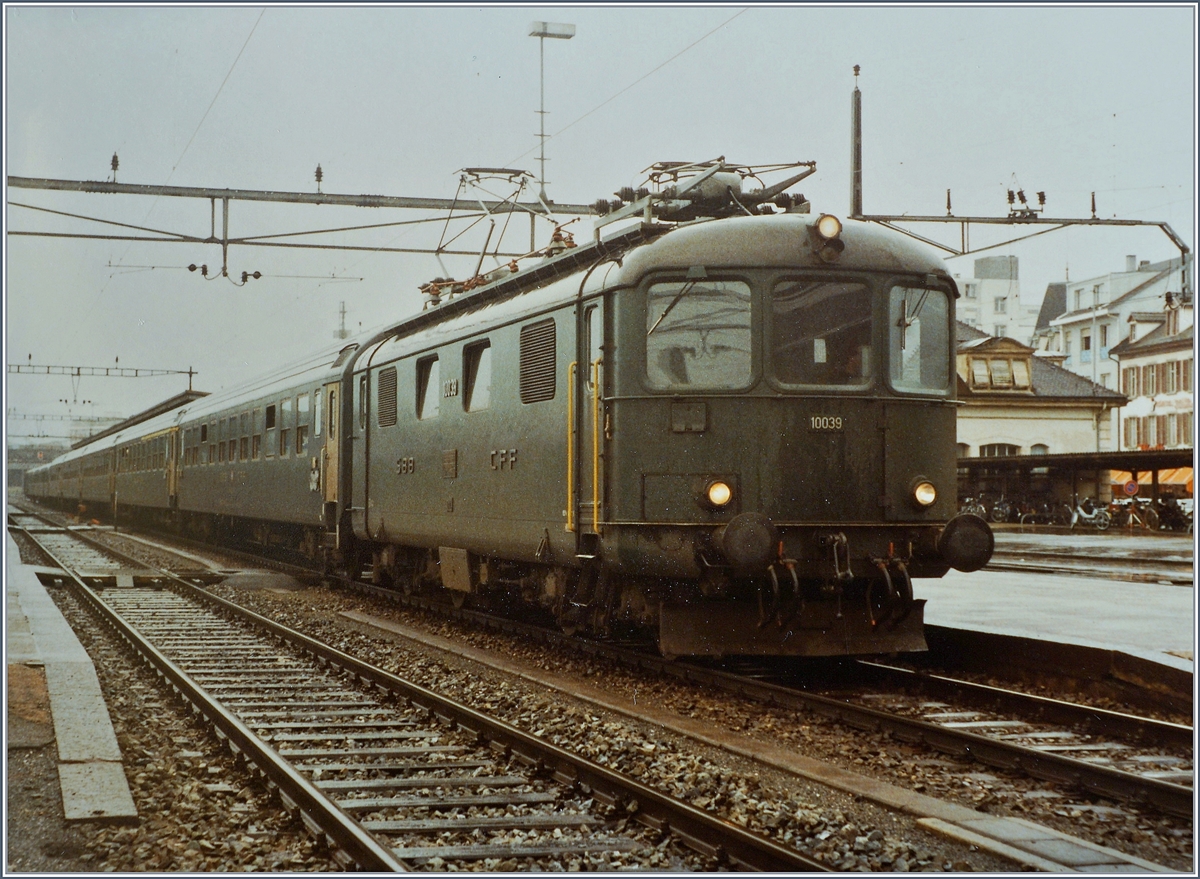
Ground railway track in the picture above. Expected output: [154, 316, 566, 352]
[10, 512, 827, 872]
[327, 580, 1194, 820]
[25, 502, 1188, 821]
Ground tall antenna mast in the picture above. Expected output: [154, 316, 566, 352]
[851, 64, 863, 217]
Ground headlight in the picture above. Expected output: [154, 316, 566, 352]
[913, 480, 937, 507]
[809, 214, 845, 263]
[816, 213, 842, 240]
[705, 480, 733, 508]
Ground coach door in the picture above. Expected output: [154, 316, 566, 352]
[322, 382, 340, 506]
[166, 427, 180, 507]
[571, 302, 605, 550]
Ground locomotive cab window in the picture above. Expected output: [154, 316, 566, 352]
[888, 285, 951, 394]
[463, 342, 491, 412]
[771, 279, 872, 386]
[416, 357, 440, 419]
[645, 279, 751, 390]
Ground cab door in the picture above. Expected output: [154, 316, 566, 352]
[572, 302, 605, 550]
[322, 382, 340, 506]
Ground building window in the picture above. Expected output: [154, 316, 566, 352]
[463, 342, 491, 412]
[1031, 443, 1049, 455]
[980, 443, 1020, 457]
[993, 296, 1006, 314]
[1099, 324, 1108, 347]
[970, 359, 990, 387]
[989, 358, 1013, 387]
[956, 442, 970, 457]
[1012, 359, 1030, 389]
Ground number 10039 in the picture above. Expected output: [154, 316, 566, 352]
[809, 415, 844, 431]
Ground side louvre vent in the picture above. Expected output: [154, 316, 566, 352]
[377, 366, 398, 427]
[519, 319, 556, 403]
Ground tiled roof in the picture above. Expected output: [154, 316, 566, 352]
[956, 321, 1124, 401]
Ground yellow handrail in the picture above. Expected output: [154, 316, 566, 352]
[565, 362, 576, 532]
[591, 357, 603, 535]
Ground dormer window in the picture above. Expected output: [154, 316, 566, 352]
[990, 358, 1013, 387]
[967, 354, 1033, 391]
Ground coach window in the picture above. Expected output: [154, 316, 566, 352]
[280, 397, 292, 456]
[417, 356, 440, 419]
[252, 408, 263, 459]
[772, 279, 872, 387]
[463, 342, 491, 412]
[296, 393, 310, 453]
[239, 412, 249, 461]
[219, 419, 227, 462]
[264, 404, 276, 457]
[646, 279, 751, 390]
[328, 389, 337, 438]
[888, 284, 951, 394]
[314, 389, 323, 437]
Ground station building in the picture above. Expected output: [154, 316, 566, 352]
[954, 322, 1127, 504]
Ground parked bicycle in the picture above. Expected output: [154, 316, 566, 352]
[1068, 496, 1111, 530]
[1018, 500, 1070, 526]
[1110, 497, 1160, 531]
[960, 497, 987, 518]
[1153, 497, 1193, 532]
[989, 495, 1017, 523]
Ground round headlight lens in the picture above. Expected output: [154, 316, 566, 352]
[816, 213, 842, 240]
[914, 481, 937, 507]
[706, 481, 733, 508]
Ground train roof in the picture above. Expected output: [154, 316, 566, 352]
[611, 213, 953, 284]
[27, 337, 362, 473]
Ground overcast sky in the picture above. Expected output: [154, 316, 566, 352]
[4, 3, 1196, 443]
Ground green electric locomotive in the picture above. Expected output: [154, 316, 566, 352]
[340, 160, 993, 656]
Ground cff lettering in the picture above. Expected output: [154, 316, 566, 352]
[490, 449, 518, 470]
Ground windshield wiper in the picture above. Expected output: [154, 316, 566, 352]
[647, 280, 698, 336]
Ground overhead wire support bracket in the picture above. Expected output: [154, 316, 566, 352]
[9, 364, 196, 379]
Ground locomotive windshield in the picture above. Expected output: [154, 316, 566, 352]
[888, 285, 951, 393]
[645, 279, 752, 389]
[771, 279, 872, 386]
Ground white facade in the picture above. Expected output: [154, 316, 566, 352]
[956, 336, 1120, 457]
[1113, 305, 1194, 451]
[953, 255, 1041, 344]
[1044, 255, 1186, 386]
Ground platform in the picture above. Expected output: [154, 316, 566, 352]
[6, 531, 138, 822]
[917, 530, 1194, 673]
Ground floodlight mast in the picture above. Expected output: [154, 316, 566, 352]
[529, 21, 575, 204]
